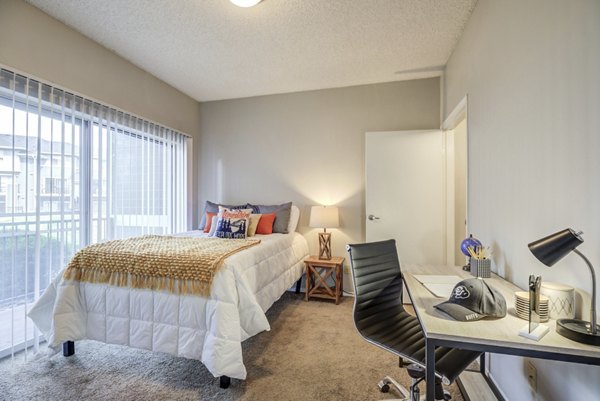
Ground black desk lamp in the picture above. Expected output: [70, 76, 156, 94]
[528, 229, 599, 345]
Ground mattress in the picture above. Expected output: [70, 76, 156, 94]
[28, 231, 309, 380]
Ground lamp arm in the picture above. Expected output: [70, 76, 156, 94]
[573, 249, 597, 334]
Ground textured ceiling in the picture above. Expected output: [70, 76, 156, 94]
[26, 0, 477, 102]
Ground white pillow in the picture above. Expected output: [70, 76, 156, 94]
[208, 215, 219, 236]
[287, 205, 300, 233]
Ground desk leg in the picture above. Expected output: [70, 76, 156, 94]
[480, 353, 486, 374]
[425, 339, 435, 401]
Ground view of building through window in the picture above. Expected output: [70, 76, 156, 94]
[0, 104, 81, 312]
[0, 69, 188, 358]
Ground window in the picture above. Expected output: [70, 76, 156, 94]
[0, 68, 189, 359]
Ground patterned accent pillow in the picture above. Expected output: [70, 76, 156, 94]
[214, 207, 252, 239]
[199, 200, 248, 230]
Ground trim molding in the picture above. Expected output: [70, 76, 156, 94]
[442, 95, 468, 130]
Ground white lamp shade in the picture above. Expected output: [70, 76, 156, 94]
[309, 206, 339, 229]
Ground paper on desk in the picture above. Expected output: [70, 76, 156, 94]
[421, 283, 456, 298]
[411, 275, 462, 298]
[412, 275, 462, 285]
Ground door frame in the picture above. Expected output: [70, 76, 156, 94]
[441, 95, 469, 266]
[442, 95, 468, 131]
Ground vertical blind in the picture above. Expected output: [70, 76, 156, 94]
[0, 68, 188, 359]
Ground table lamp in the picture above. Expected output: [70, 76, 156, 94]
[309, 205, 339, 260]
[528, 228, 599, 345]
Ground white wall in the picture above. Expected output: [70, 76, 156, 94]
[0, 0, 201, 225]
[198, 79, 440, 285]
[444, 1, 600, 400]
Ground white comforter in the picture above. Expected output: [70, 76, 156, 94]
[28, 232, 309, 380]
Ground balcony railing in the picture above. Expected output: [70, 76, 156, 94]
[0, 213, 80, 309]
[0, 211, 171, 358]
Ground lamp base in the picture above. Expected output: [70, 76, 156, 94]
[556, 319, 600, 346]
[518, 324, 549, 341]
[318, 232, 332, 260]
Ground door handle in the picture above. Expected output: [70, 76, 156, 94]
[368, 214, 380, 221]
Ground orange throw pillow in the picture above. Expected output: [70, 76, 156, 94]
[203, 212, 216, 233]
[255, 213, 276, 235]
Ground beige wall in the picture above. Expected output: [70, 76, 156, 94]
[0, 0, 201, 224]
[444, 0, 600, 399]
[199, 79, 440, 282]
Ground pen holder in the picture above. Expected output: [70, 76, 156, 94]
[470, 258, 491, 278]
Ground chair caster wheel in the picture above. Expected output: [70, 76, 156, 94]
[378, 380, 390, 393]
[443, 389, 452, 400]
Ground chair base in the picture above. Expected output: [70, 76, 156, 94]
[377, 376, 412, 400]
[376, 374, 451, 401]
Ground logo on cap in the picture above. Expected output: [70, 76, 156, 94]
[452, 285, 470, 299]
[465, 313, 480, 321]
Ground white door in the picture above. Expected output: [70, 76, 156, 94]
[365, 130, 446, 266]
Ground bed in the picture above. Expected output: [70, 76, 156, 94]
[28, 228, 309, 385]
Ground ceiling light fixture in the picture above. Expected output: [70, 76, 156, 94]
[230, 0, 262, 7]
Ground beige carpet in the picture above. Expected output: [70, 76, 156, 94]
[0, 293, 465, 401]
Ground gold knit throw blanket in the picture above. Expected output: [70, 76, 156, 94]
[63, 235, 260, 297]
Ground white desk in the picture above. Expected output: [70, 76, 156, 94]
[402, 264, 600, 401]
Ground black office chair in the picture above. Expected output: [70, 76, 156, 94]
[347, 239, 481, 401]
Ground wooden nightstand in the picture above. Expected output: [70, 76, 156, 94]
[304, 256, 345, 304]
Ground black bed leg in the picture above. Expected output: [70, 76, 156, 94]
[219, 375, 231, 389]
[62, 341, 75, 357]
[295, 277, 302, 294]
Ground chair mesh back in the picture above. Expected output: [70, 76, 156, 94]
[347, 240, 404, 330]
[346, 239, 482, 385]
